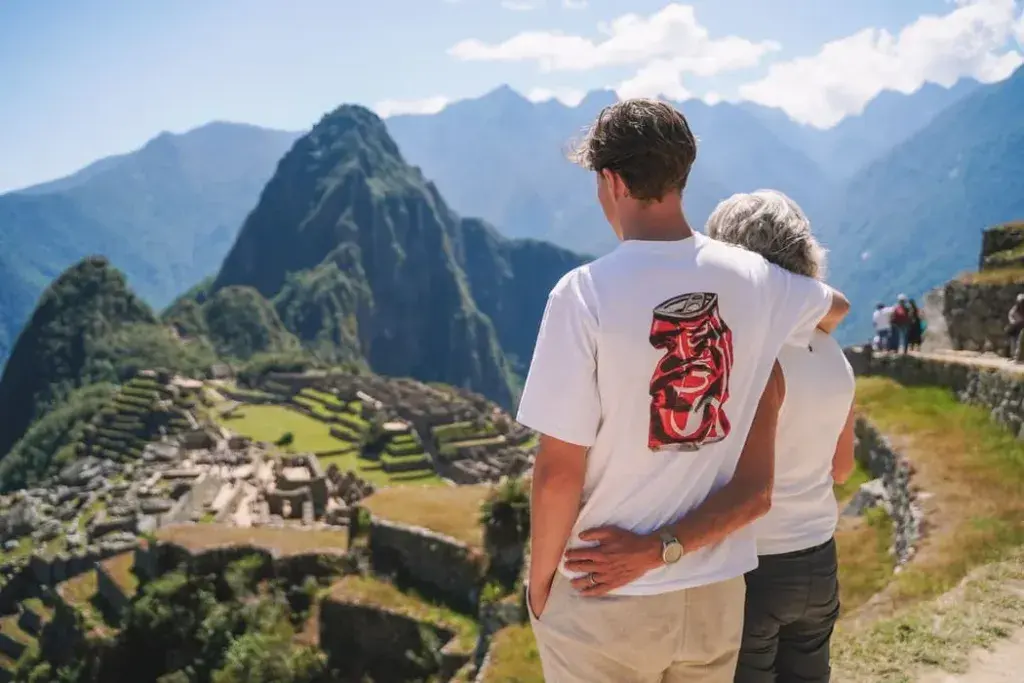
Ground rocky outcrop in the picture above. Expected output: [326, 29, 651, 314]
[944, 279, 1023, 353]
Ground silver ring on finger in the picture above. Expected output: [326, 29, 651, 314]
[588, 572, 598, 587]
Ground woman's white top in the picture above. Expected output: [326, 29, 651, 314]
[750, 329, 856, 556]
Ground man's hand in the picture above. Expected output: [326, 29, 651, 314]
[562, 526, 662, 597]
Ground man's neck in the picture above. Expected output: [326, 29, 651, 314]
[619, 201, 693, 242]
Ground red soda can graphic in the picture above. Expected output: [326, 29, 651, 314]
[648, 292, 734, 451]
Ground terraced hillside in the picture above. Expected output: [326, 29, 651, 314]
[215, 369, 536, 487]
[76, 372, 199, 463]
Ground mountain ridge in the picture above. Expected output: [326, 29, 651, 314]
[0, 122, 301, 369]
[212, 103, 586, 406]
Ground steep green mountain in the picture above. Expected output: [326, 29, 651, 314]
[165, 285, 303, 361]
[0, 122, 300, 368]
[0, 257, 217, 457]
[213, 105, 585, 406]
[385, 86, 829, 256]
[449, 218, 588, 375]
[825, 66, 1024, 340]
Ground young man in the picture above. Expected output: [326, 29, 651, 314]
[873, 302, 892, 351]
[517, 99, 850, 683]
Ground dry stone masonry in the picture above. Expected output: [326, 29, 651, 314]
[943, 222, 1024, 353]
[844, 418, 922, 565]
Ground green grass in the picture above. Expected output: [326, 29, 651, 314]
[327, 575, 479, 653]
[835, 508, 895, 613]
[21, 598, 53, 622]
[361, 485, 490, 548]
[958, 266, 1024, 285]
[300, 388, 344, 409]
[0, 614, 35, 647]
[855, 377, 1024, 606]
[832, 548, 1024, 682]
[100, 552, 139, 598]
[479, 625, 543, 683]
[219, 404, 440, 486]
[220, 404, 352, 452]
[834, 459, 871, 505]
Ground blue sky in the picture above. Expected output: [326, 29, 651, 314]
[2, 0, 1023, 191]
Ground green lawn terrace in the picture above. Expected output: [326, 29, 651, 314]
[74, 370, 200, 465]
[215, 401, 442, 488]
[238, 370, 538, 486]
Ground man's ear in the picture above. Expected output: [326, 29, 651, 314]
[606, 170, 629, 200]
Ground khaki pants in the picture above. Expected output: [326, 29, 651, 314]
[530, 574, 745, 683]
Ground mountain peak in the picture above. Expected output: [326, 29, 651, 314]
[576, 89, 618, 112]
[477, 84, 529, 106]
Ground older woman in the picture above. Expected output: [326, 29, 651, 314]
[563, 190, 855, 683]
[706, 190, 855, 683]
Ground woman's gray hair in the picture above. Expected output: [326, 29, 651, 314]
[704, 189, 827, 280]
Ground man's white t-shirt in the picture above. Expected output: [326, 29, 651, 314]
[873, 307, 893, 332]
[751, 329, 855, 556]
[516, 233, 832, 596]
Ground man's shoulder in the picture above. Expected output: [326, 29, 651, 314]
[549, 262, 594, 298]
[696, 235, 771, 275]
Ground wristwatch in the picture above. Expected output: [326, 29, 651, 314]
[659, 530, 684, 564]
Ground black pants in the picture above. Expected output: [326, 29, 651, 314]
[734, 538, 840, 683]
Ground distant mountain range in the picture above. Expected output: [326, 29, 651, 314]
[0, 122, 301, 366]
[386, 71, 1022, 342]
[2, 68, 1021, 378]
[1, 106, 585, 454]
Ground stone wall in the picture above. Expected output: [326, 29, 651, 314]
[95, 562, 131, 618]
[852, 418, 922, 565]
[980, 223, 1024, 270]
[943, 280, 1023, 353]
[846, 346, 1024, 439]
[161, 471, 223, 525]
[319, 599, 456, 683]
[368, 519, 485, 612]
[144, 538, 354, 585]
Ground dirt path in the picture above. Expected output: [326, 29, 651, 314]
[909, 349, 1024, 374]
[917, 627, 1024, 683]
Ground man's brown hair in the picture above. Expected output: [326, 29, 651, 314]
[569, 99, 697, 202]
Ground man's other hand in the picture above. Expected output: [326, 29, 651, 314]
[563, 526, 661, 597]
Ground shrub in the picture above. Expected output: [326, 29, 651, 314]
[275, 432, 295, 447]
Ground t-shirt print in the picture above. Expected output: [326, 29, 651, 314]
[648, 292, 734, 451]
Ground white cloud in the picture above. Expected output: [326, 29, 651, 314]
[525, 87, 586, 105]
[738, 0, 1024, 128]
[448, 3, 779, 75]
[563, 0, 587, 8]
[374, 96, 451, 118]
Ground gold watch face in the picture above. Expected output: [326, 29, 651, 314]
[663, 540, 683, 564]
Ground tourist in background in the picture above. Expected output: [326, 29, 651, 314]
[1006, 294, 1024, 359]
[518, 101, 851, 683]
[872, 303, 892, 351]
[907, 299, 925, 352]
[890, 295, 912, 354]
